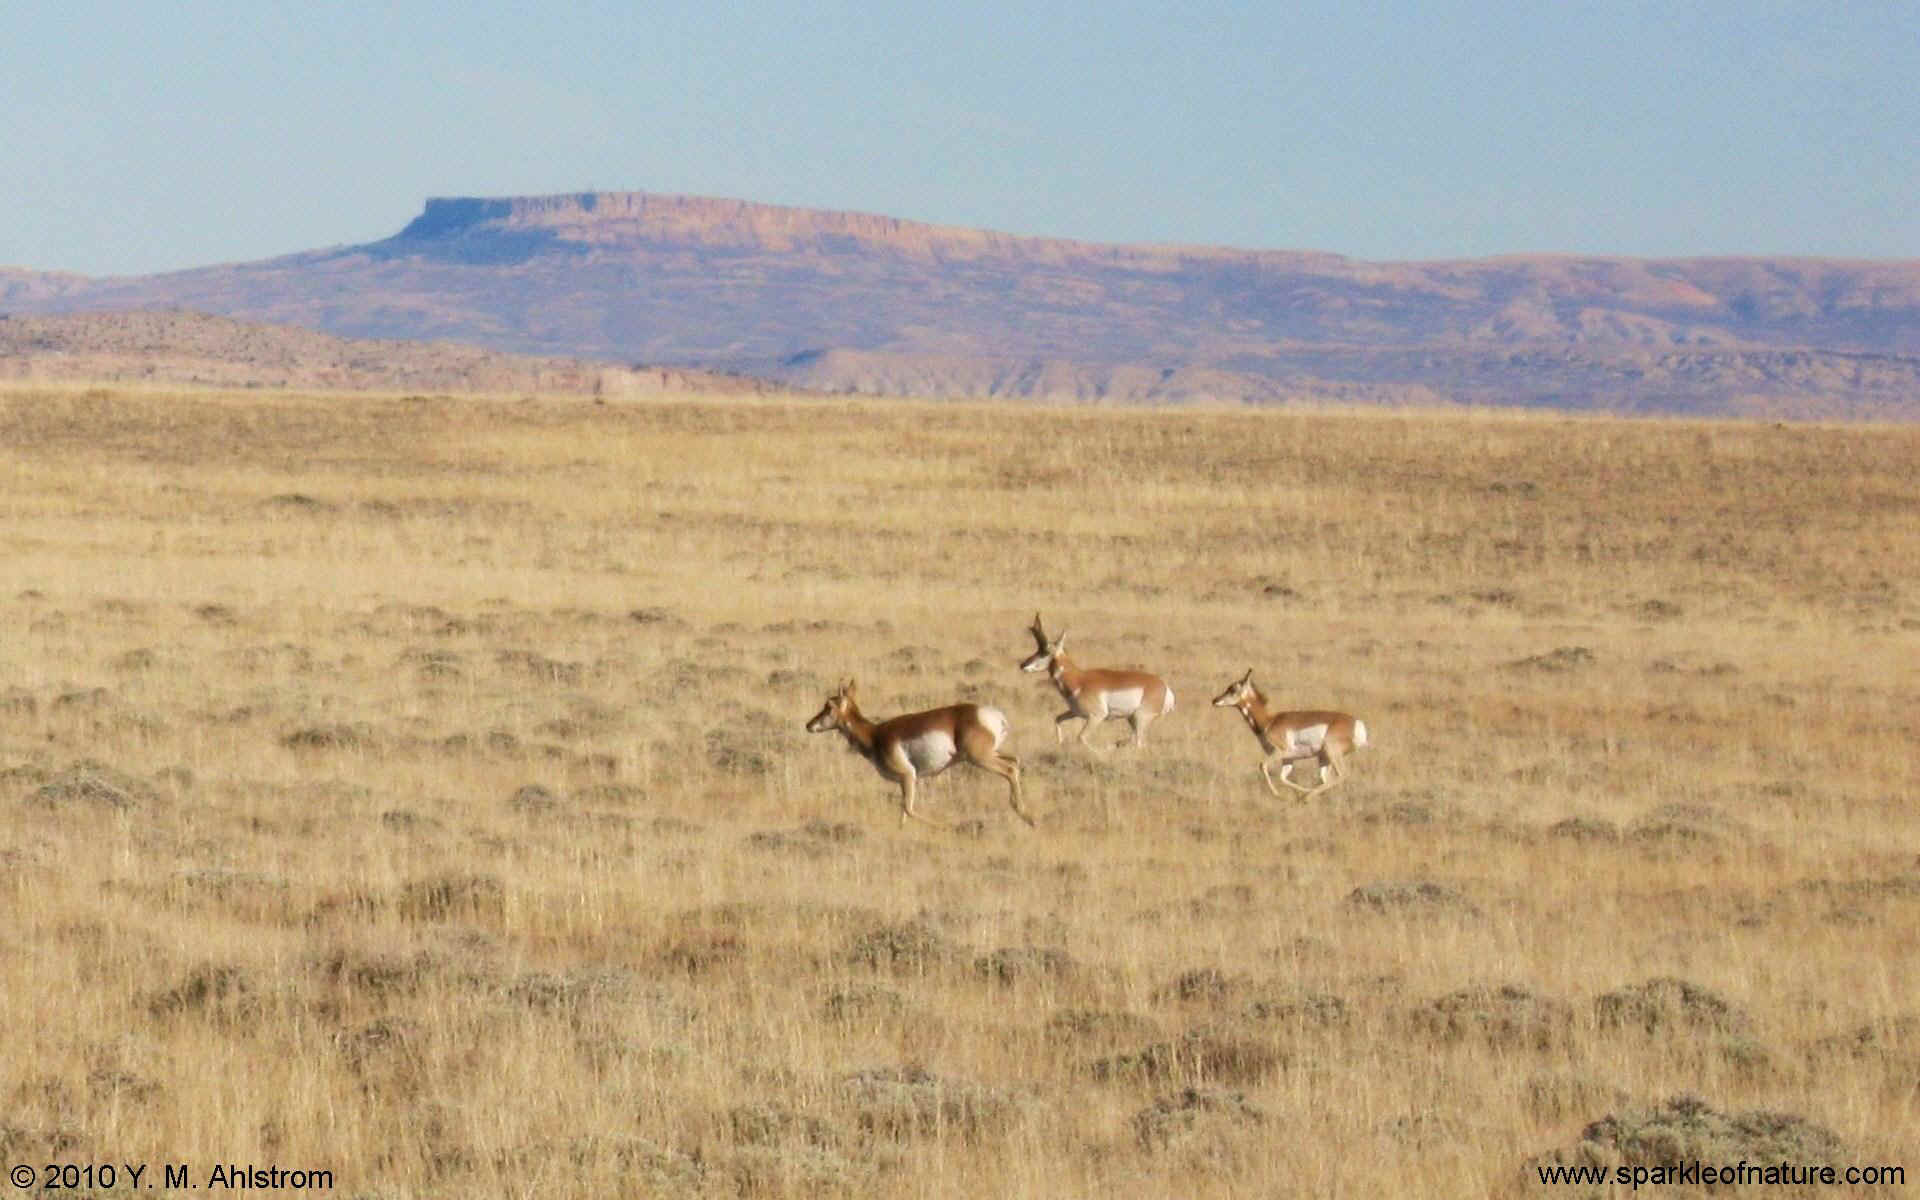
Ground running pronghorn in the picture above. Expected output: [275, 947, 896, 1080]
[1019, 613, 1175, 751]
[805, 679, 1034, 829]
[1211, 669, 1368, 797]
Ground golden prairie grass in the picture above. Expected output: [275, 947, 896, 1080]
[1, 382, 1916, 1197]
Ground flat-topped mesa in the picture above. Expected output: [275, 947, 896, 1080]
[387, 191, 1347, 268]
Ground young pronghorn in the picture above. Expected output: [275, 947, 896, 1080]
[805, 679, 1034, 828]
[1211, 669, 1368, 798]
[1019, 614, 1175, 752]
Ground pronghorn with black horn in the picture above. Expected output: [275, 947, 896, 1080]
[805, 679, 1033, 828]
[1019, 613, 1174, 752]
[1211, 669, 1368, 797]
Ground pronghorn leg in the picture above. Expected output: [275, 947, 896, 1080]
[961, 727, 1034, 828]
[1124, 711, 1149, 749]
[1259, 758, 1284, 797]
[1053, 712, 1083, 745]
[985, 754, 1034, 827]
[1275, 756, 1316, 796]
[897, 772, 948, 829]
[1308, 749, 1348, 795]
[1078, 709, 1112, 754]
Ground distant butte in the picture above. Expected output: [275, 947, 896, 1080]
[4, 190, 1917, 418]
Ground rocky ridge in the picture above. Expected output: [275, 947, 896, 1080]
[5, 191, 1917, 416]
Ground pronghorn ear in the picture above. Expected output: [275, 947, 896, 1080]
[844, 678, 857, 699]
[1241, 668, 1255, 686]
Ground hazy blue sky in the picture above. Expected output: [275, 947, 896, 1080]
[3, 0, 1915, 276]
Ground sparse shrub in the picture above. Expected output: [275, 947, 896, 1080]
[506, 966, 638, 1013]
[1504, 645, 1596, 672]
[1132, 1086, 1266, 1151]
[1345, 880, 1482, 919]
[653, 930, 742, 976]
[304, 887, 387, 926]
[1089, 1028, 1282, 1086]
[1361, 800, 1437, 826]
[508, 783, 562, 814]
[1411, 983, 1573, 1051]
[1243, 988, 1349, 1031]
[1155, 966, 1245, 1006]
[727, 1102, 843, 1150]
[1718, 1033, 1777, 1079]
[310, 947, 442, 997]
[146, 963, 259, 1024]
[800, 818, 862, 843]
[706, 729, 771, 776]
[1528, 1094, 1850, 1184]
[1804, 1016, 1920, 1099]
[281, 723, 376, 751]
[1806, 1014, 1920, 1062]
[111, 647, 158, 672]
[823, 984, 906, 1023]
[169, 867, 293, 922]
[973, 945, 1075, 985]
[51, 686, 113, 710]
[841, 1066, 1014, 1142]
[843, 922, 961, 974]
[744, 820, 862, 857]
[1595, 977, 1752, 1037]
[495, 648, 583, 685]
[720, 1143, 871, 1196]
[336, 1016, 429, 1093]
[397, 873, 505, 923]
[558, 1136, 705, 1193]
[1623, 803, 1752, 856]
[1786, 870, 1920, 923]
[1045, 1009, 1160, 1044]
[84, 1065, 161, 1105]
[399, 647, 464, 680]
[1549, 816, 1620, 842]
[379, 808, 440, 832]
[26, 760, 156, 810]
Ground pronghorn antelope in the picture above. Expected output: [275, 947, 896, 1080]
[1211, 669, 1368, 797]
[1019, 613, 1175, 751]
[805, 679, 1033, 828]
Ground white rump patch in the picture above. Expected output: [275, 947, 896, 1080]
[902, 731, 958, 775]
[1161, 686, 1175, 714]
[975, 706, 1011, 749]
[1353, 719, 1369, 748]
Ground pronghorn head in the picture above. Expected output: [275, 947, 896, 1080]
[1019, 612, 1066, 672]
[1212, 669, 1257, 710]
[806, 679, 858, 733]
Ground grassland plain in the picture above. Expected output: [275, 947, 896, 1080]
[0, 382, 1916, 1198]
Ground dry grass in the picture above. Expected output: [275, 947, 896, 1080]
[2, 381, 1916, 1197]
